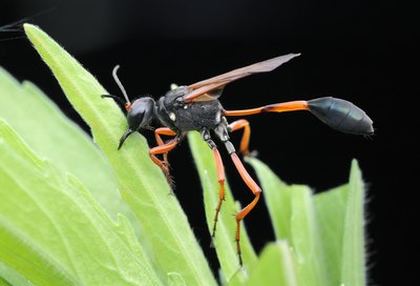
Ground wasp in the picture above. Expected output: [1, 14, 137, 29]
[103, 53, 373, 265]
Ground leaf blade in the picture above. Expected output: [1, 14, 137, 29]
[0, 219, 76, 286]
[314, 185, 349, 285]
[340, 160, 367, 286]
[245, 241, 298, 286]
[24, 23, 216, 285]
[247, 158, 329, 286]
[290, 186, 329, 286]
[0, 262, 34, 286]
[245, 157, 292, 240]
[0, 119, 163, 285]
[0, 68, 122, 218]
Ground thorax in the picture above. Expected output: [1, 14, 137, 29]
[155, 86, 223, 132]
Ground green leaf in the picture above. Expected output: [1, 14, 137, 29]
[247, 158, 328, 286]
[0, 121, 161, 285]
[247, 157, 368, 286]
[0, 262, 34, 286]
[246, 241, 298, 286]
[167, 272, 187, 286]
[188, 132, 257, 284]
[0, 120, 162, 285]
[245, 157, 292, 240]
[0, 278, 10, 286]
[314, 185, 349, 286]
[290, 186, 328, 286]
[340, 160, 366, 286]
[0, 68, 123, 218]
[0, 219, 75, 286]
[24, 24, 216, 285]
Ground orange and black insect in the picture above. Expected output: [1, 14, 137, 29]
[102, 53, 374, 266]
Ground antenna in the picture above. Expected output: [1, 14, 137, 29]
[112, 65, 131, 108]
[1, 6, 58, 33]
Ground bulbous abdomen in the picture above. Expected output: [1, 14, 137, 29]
[308, 97, 374, 135]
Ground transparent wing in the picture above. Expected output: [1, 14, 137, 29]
[183, 53, 300, 102]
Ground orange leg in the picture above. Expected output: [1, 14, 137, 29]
[223, 100, 309, 116]
[150, 129, 178, 178]
[230, 152, 262, 266]
[154, 127, 177, 167]
[228, 119, 251, 156]
[211, 147, 226, 240]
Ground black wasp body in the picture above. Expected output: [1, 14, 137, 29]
[156, 86, 224, 133]
[103, 54, 373, 266]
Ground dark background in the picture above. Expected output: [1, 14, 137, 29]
[1, 1, 416, 285]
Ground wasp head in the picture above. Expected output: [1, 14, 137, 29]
[118, 97, 156, 149]
[102, 65, 158, 149]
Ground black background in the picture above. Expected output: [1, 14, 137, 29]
[1, 1, 417, 285]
